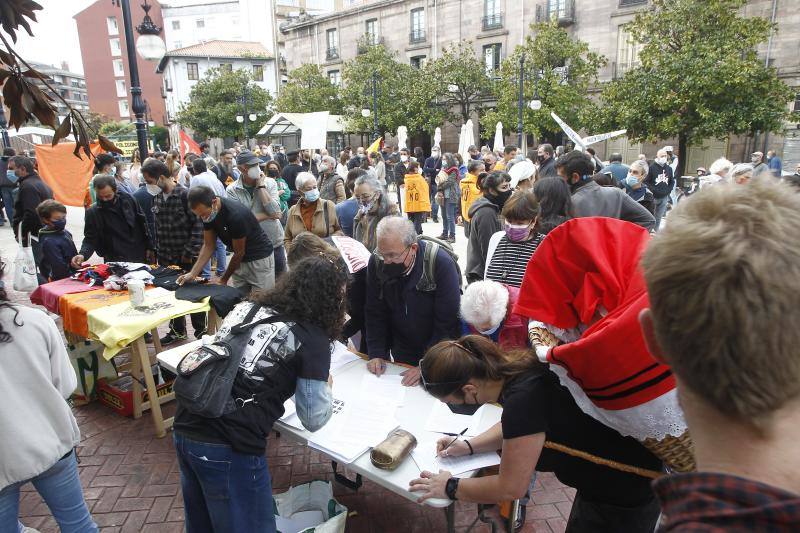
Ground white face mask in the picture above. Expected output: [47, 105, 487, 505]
[247, 167, 260, 180]
[400, 155, 409, 162]
[479, 322, 501, 336]
[655, 157, 667, 165]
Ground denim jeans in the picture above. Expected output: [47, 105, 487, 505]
[174, 434, 276, 533]
[202, 238, 228, 278]
[441, 201, 457, 238]
[653, 196, 669, 231]
[0, 451, 98, 533]
[408, 212, 425, 235]
[0, 187, 12, 222]
[273, 245, 287, 278]
[429, 184, 439, 219]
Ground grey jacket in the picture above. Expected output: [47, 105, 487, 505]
[226, 178, 284, 249]
[466, 197, 501, 282]
[571, 181, 655, 231]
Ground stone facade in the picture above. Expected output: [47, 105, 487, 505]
[281, 0, 799, 171]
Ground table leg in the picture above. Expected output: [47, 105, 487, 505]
[445, 503, 455, 533]
[151, 328, 163, 353]
[134, 336, 167, 438]
[130, 337, 143, 420]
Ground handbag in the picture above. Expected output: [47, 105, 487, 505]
[13, 226, 38, 292]
[173, 304, 288, 418]
[370, 429, 417, 470]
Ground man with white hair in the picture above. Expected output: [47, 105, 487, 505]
[702, 158, 733, 188]
[365, 216, 461, 386]
[460, 280, 528, 349]
[644, 148, 675, 230]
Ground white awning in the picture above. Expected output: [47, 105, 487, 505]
[257, 112, 345, 136]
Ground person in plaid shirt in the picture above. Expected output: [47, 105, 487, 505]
[142, 159, 206, 346]
[640, 178, 800, 531]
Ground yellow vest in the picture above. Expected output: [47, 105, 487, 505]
[404, 173, 431, 213]
[460, 173, 483, 222]
[493, 160, 507, 171]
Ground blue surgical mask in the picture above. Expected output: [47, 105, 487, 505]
[479, 322, 501, 336]
[304, 189, 320, 203]
[51, 219, 67, 231]
[202, 207, 219, 223]
[625, 175, 639, 187]
[6, 170, 15, 180]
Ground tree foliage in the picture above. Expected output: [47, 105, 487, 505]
[484, 22, 605, 144]
[598, 0, 794, 175]
[424, 41, 493, 124]
[275, 64, 343, 114]
[177, 67, 273, 140]
[340, 42, 445, 138]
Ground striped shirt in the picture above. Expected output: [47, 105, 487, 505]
[485, 233, 545, 288]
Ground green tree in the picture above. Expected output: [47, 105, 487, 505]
[177, 67, 273, 140]
[340, 41, 445, 138]
[424, 41, 494, 125]
[598, 0, 794, 176]
[483, 22, 606, 145]
[99, 119, 135, 137]
[149, 125, 169, 150]
[275, 64, 343, 114]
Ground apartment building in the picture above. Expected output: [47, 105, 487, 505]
[27, 62, 90, 118]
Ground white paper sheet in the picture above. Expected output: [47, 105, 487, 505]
[359, 373, 406, 407]
[329, 341, 360, 375]
[423, 402, 485, 437]
[410, 440, 501, 476]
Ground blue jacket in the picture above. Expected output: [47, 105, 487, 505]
[335, 198, 359, 238]
[365, 240, 461, 365]
[38, 228, 78, 281]
[601, 162, 630, 186]
[768, 156, 782, 177]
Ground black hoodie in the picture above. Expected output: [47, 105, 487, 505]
[466, 196, 502, 283]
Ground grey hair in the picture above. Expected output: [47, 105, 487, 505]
[630, 159, 649, 176]
[730, 163, 754, 180]
[321, 155, 336, 167]
[460, 280, 509, 328]
[376, 216, 417, 247]
[354, 173, 394, 215]
[295, 171, 317, 191]
[708, 157, 733, 177]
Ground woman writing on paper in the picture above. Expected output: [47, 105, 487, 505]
[409, 335, 662, 533]
[173, 254, 348, 533]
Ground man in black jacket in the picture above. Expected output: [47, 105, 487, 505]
[0, 147, 16, 225]
[644, 148, 675, 231]
[537, 144, 558, 178]
[71, 175, 154, 268]
[12, 155, 53, 283]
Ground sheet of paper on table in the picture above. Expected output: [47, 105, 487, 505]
[423, 401, 486, 437]
[359, 373, 405, 407]
[329, 341, 360, 375]
[410, 440, 501, 476]
[308, 401, 399, 463]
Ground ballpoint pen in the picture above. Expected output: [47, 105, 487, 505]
[437, 427, 467, 458]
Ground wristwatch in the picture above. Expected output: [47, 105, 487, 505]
[445, 477, 460, 501]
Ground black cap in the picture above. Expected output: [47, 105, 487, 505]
[236, 151, 261, 166]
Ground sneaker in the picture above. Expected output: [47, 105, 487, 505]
[432, 217, 439, 223]
[193, 328, 207, 340]
[160, 331, 187, 347]
[446, 236, 456, 243]
[436, 234, 448, 240]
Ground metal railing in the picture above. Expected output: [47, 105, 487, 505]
[326, 47, 339, 60]
[536, 0, 575, 25]
[409, 29, 426, 44]
[482, 13, 504, 31]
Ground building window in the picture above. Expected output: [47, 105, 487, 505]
[410, 55, 426, 69]
[107, 16, 118, 36]
[174, 41, 182, 49]
[483, 43, 501, 74]
[252, 64, 264, 81]
[483, 0, 503, 30]
[365, 18, 378, 45]
[219, 63, 233, 73]
[187, 62, 199, 80]
[410, 8, 425, 43]
[112, 58, 125, 77]
[115, 79, 127, 97]
[619, 0, 647, 6]
[196, 19, 205, 28]
[171, 20, 180, 30]
[328, 70, 340, 86]
[109, 38, 121, 57]
[118, 99, 130, 117]
[616, 25, 641, 77]
[326, 28, 339, 60]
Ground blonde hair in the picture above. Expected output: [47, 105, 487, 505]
[642, 180, 800, 431]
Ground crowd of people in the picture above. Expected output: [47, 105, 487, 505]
[2, 138, 800, 533]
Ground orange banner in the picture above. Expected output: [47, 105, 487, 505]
[35, 143, 104, 207]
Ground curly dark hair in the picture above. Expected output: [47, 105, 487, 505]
[253, 255, 348, 339]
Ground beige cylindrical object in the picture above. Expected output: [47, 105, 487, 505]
[371, 429, 417, 470]
[127, 279, 145, 307]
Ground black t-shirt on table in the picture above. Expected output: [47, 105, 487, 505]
[500, 369, 662, 506]
[203, 197, 273, 263]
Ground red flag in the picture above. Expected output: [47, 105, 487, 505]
[179, 130, 201, 164]
[514, 217, 675, 411]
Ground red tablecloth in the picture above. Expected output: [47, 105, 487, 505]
[30, 279, 99, 315]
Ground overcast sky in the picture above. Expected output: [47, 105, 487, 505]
[14, 0, 95, 74]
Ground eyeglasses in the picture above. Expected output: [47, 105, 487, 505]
[355, 193, 375, 203]
[419, 364, 467, 394]
[375, 245, 410, 263]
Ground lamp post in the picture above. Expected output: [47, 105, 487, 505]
[362, 72, 380, 142]
[116, 0, 165, 159]
[516, 54, 546, 150]
[236, 85, 258, 149]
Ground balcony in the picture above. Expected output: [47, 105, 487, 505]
[619, 0, 647, 6]
[357, 35, 384, 54]
[409, 29, 425, 44]
[535, 0, 576, 26]
[482, 13, 504, 31]
[326, 47, 340, 60]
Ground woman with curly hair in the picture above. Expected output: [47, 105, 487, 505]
[0, 259, 99, 531]
[173, 254, 348, 533]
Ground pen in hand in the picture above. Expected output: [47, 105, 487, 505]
[437, 427, 468, 458]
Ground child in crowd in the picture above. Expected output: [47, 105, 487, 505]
[37, 199, 77, 281]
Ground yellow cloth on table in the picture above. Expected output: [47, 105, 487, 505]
[87, 288, 210, 360]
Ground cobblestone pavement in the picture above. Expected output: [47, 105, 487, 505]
[2, 221, 574, 533]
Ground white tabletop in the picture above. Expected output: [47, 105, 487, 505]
[157, 343, 502, 508]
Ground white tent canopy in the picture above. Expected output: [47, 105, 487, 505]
[257, 112, 346, 136]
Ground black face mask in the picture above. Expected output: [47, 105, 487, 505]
[537, 154, 546, 163]
[484, 162, 492, 171]
[380, 260, 408, 279]
[98, 197, 116, 208]
[490, 189, 512, 209]
[267, 168, 279, 178]
[446, 402, 481, 416]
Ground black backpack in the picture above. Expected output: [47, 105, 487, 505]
[173, 304, 288, 418]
